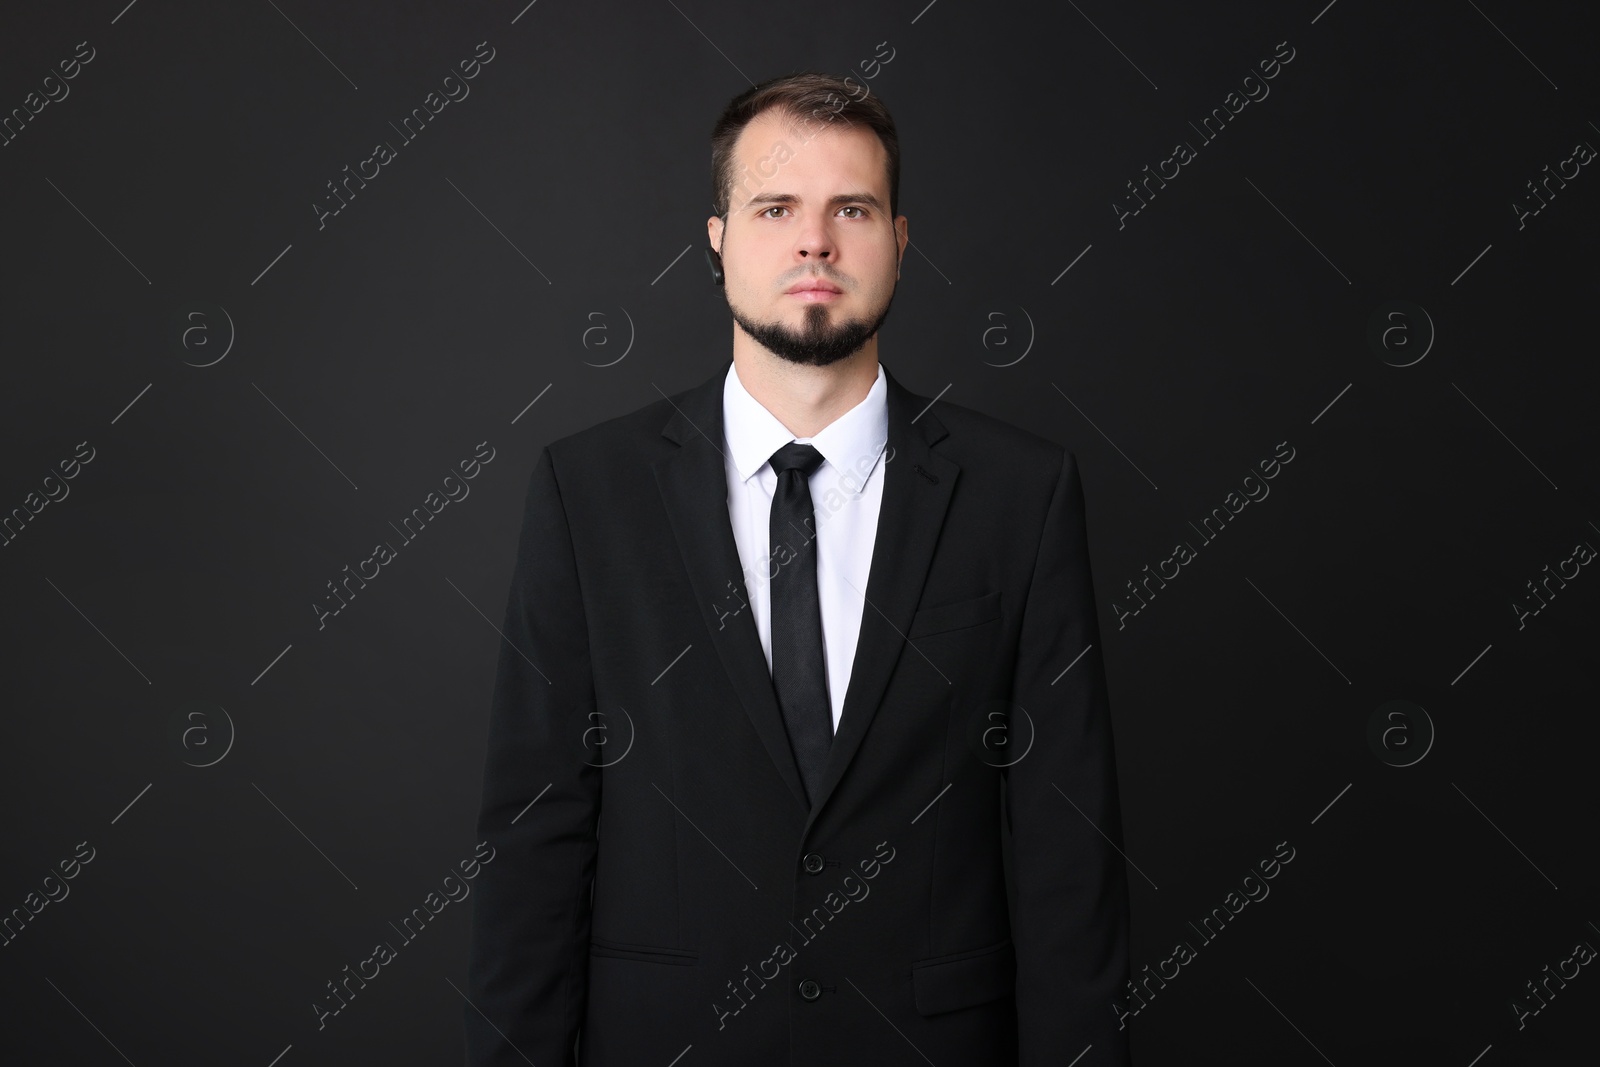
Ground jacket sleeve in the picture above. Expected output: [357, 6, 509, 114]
[464, 445, 601, 1066]
[1006, 448, 1133, 1064]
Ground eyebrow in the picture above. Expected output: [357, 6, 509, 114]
[742, 191, 886, 214]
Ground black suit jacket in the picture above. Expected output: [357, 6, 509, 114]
[463, 361, 1132, 1065]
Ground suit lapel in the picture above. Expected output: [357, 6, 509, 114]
[804, 365, 955, 834]
[654, 366, 812, 814]
[653, 361, 957, 826]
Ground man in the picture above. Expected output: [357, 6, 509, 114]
[464, 71, 1132, 1065]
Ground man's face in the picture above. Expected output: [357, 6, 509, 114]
[708, 109, 909, 367]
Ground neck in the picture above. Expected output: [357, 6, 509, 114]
[730, 333, 879, 440]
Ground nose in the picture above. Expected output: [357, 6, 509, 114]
[794, 215, 834, 263]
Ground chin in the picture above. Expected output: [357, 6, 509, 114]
[780, 306, 849, 327]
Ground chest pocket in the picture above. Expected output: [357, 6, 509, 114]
[907, 590, 1001, 639]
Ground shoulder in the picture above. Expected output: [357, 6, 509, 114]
[541, 387, 686, 477]
[918, 392, 1074, 493]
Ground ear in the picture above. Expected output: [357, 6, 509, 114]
[894, 215, 909, 275]
[708, 214, 724, 252]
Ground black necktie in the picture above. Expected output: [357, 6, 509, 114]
[767, 441, 831, 807]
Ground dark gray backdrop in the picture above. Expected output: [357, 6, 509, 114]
[2, 0, 1595, 1064]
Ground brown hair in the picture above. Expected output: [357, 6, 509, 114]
[710, 71, 900, 220]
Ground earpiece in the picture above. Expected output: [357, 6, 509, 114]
[704, 246, 724, 286]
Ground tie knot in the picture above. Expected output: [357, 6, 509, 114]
[769, 441, 825, 478]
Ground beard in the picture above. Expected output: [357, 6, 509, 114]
[727, 284, 896, 368]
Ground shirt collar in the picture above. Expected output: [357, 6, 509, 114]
[723, 359, 888, 495]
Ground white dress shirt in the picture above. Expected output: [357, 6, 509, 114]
[722, 360, 889, 734]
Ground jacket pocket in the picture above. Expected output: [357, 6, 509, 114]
[910, 937, 1016, 1015]
[907, 590, 1002, 639]
[588, 936, 698, 966]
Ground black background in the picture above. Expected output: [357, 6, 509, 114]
[1, 1, 1595, 1064]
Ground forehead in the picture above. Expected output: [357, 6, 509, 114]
[731, 109, 889, 198]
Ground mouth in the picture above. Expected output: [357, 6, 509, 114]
[785, 279, 844, 302]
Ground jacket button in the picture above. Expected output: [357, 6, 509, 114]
[798, 979, 821, 1001]
[802, 852, 825, 874]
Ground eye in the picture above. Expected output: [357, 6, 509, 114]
[838, 205, 866, 219]
[761, 206, 789, 219]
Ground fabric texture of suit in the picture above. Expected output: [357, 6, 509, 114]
[463, 360, 1132, 1066]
